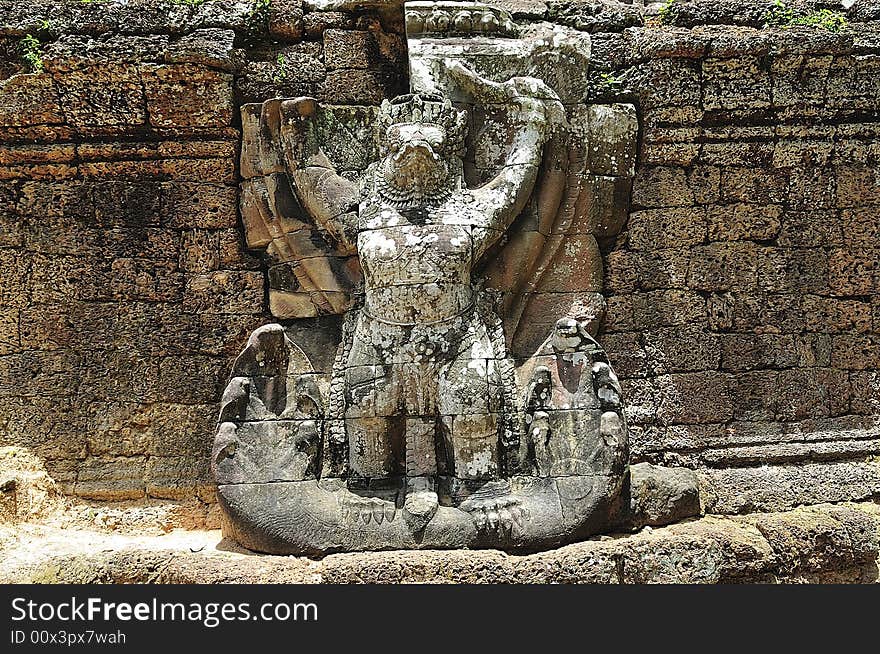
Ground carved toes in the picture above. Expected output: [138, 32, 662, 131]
[462, 496, 527, 535]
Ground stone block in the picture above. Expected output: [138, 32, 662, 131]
[603, 250, 639, 294]
[583, 103, 638, 177]
[772, 139, 833, 168]
[720, 166, 790, 204]
[630, 289, 707, 329]
[146, 455, 210, 500]
[829, 248, 879, 295]
[73, 457, 146, 501]
[0, 307, 18, 354]
[619, 534, 723, 584]
[699, 462, 880, 514]
[771, 55, 832, 109]
[166, 28, 237, 71]
[840, 206, 880, 248]
[655, 372, 734, 426]
[183, 271, 265, 315]
[746, 507, 873, 576]
[601, 332, 648, 378]
[109, 259, 182, 302]
[699, 140, 774, 167]
[803, 296, 872, 334]
[720, 292, 804, 334]
[787, 166, 836, 210]
[44, 34, 168, 70]
[832, 335, 880, 371]
[323, 29, 376, 70]
[219, 229, 262, 271]
[629, 463, 701, 529]
[0, 396, 87, 460]
[142, 403, 215, 460]
[772, 368, 843, 421]
[0, 249, 29, 309]
[628, 207, 706, 250]
[707, 203, 781, 241]
[602, 295, 635, 333]
[156, 158, 234, 185]
[0, 73, 63, 127]
[730, 370, 777, 421]
[632, 166, 691, 208]
[687, 242, 758, 292]
[720, 333, 815, 371]
[757, 247, 829, 294]
[643, 326, 721, 374]
[157, 357, 229, 405]
[93, 181, 162, 228]
[850, 371, 880, 416]
[77, 352, 160, 405]
[836, 165, 880, 207]
[179, 229, 220, 273]
[632, 58, 701, 110]
[55, 64, 146, 128]
[237, 49, 323, 104]
[322, 69, 403, 105]
[142, 64, 233, 128]
[303, 11, 355, 38]
[777, 209, 843, 247]
[268, 0, 305, 40]
[703, 56, 771, 111]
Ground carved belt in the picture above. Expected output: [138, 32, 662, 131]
[361, 300, 476, 327]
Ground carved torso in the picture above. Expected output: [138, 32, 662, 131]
[358, 198, 477, 326]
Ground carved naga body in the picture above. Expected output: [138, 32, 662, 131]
[213, 13, 636, 554]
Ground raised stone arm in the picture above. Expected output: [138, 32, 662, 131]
[445, 60, 564, 257]
[279, 97, 359, 255]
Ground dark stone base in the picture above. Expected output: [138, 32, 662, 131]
[217, 474, 625, 555]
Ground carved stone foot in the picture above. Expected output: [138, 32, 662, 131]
[403, 476, 438, 531]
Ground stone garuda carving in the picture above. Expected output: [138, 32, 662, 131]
[214, 6, 637, 555]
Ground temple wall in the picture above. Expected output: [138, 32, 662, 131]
[0, 0, 878, 512]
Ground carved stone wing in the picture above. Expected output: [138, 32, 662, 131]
[478, 103, 638, 358]
[240, 100, 376, 318]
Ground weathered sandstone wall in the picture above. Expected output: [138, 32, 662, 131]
[0, 0, 877, 513]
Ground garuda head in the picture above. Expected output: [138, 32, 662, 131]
[375, 93, 468, 208]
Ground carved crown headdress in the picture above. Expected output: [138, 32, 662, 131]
[378, 93, 468, 156]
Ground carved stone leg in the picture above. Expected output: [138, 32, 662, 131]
[344, 356, 399, 478]
[346, 415, 397, 478]
[438, 328, 503, 480]
[449, 413, 500, 480]
[405, 416, 438, 478]
[438, 360, 499, 480]
[402, 417, 439, 527]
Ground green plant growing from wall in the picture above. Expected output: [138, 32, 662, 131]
[765, 0, 795, 26]
[250, 0, 272, 24]
[273, 53, 287, 84]
[599, 72, 623, 93]
[657, 0, 678, 25]
[765, 0, 848, 32]
[19, 34, 43, 73]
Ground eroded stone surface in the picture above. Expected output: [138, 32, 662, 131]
[0, 0, 878, 536]
[2, 502, 877, 584]
[629, 462, 701, 529]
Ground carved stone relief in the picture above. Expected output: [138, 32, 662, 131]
[215, 1, 642, 555]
